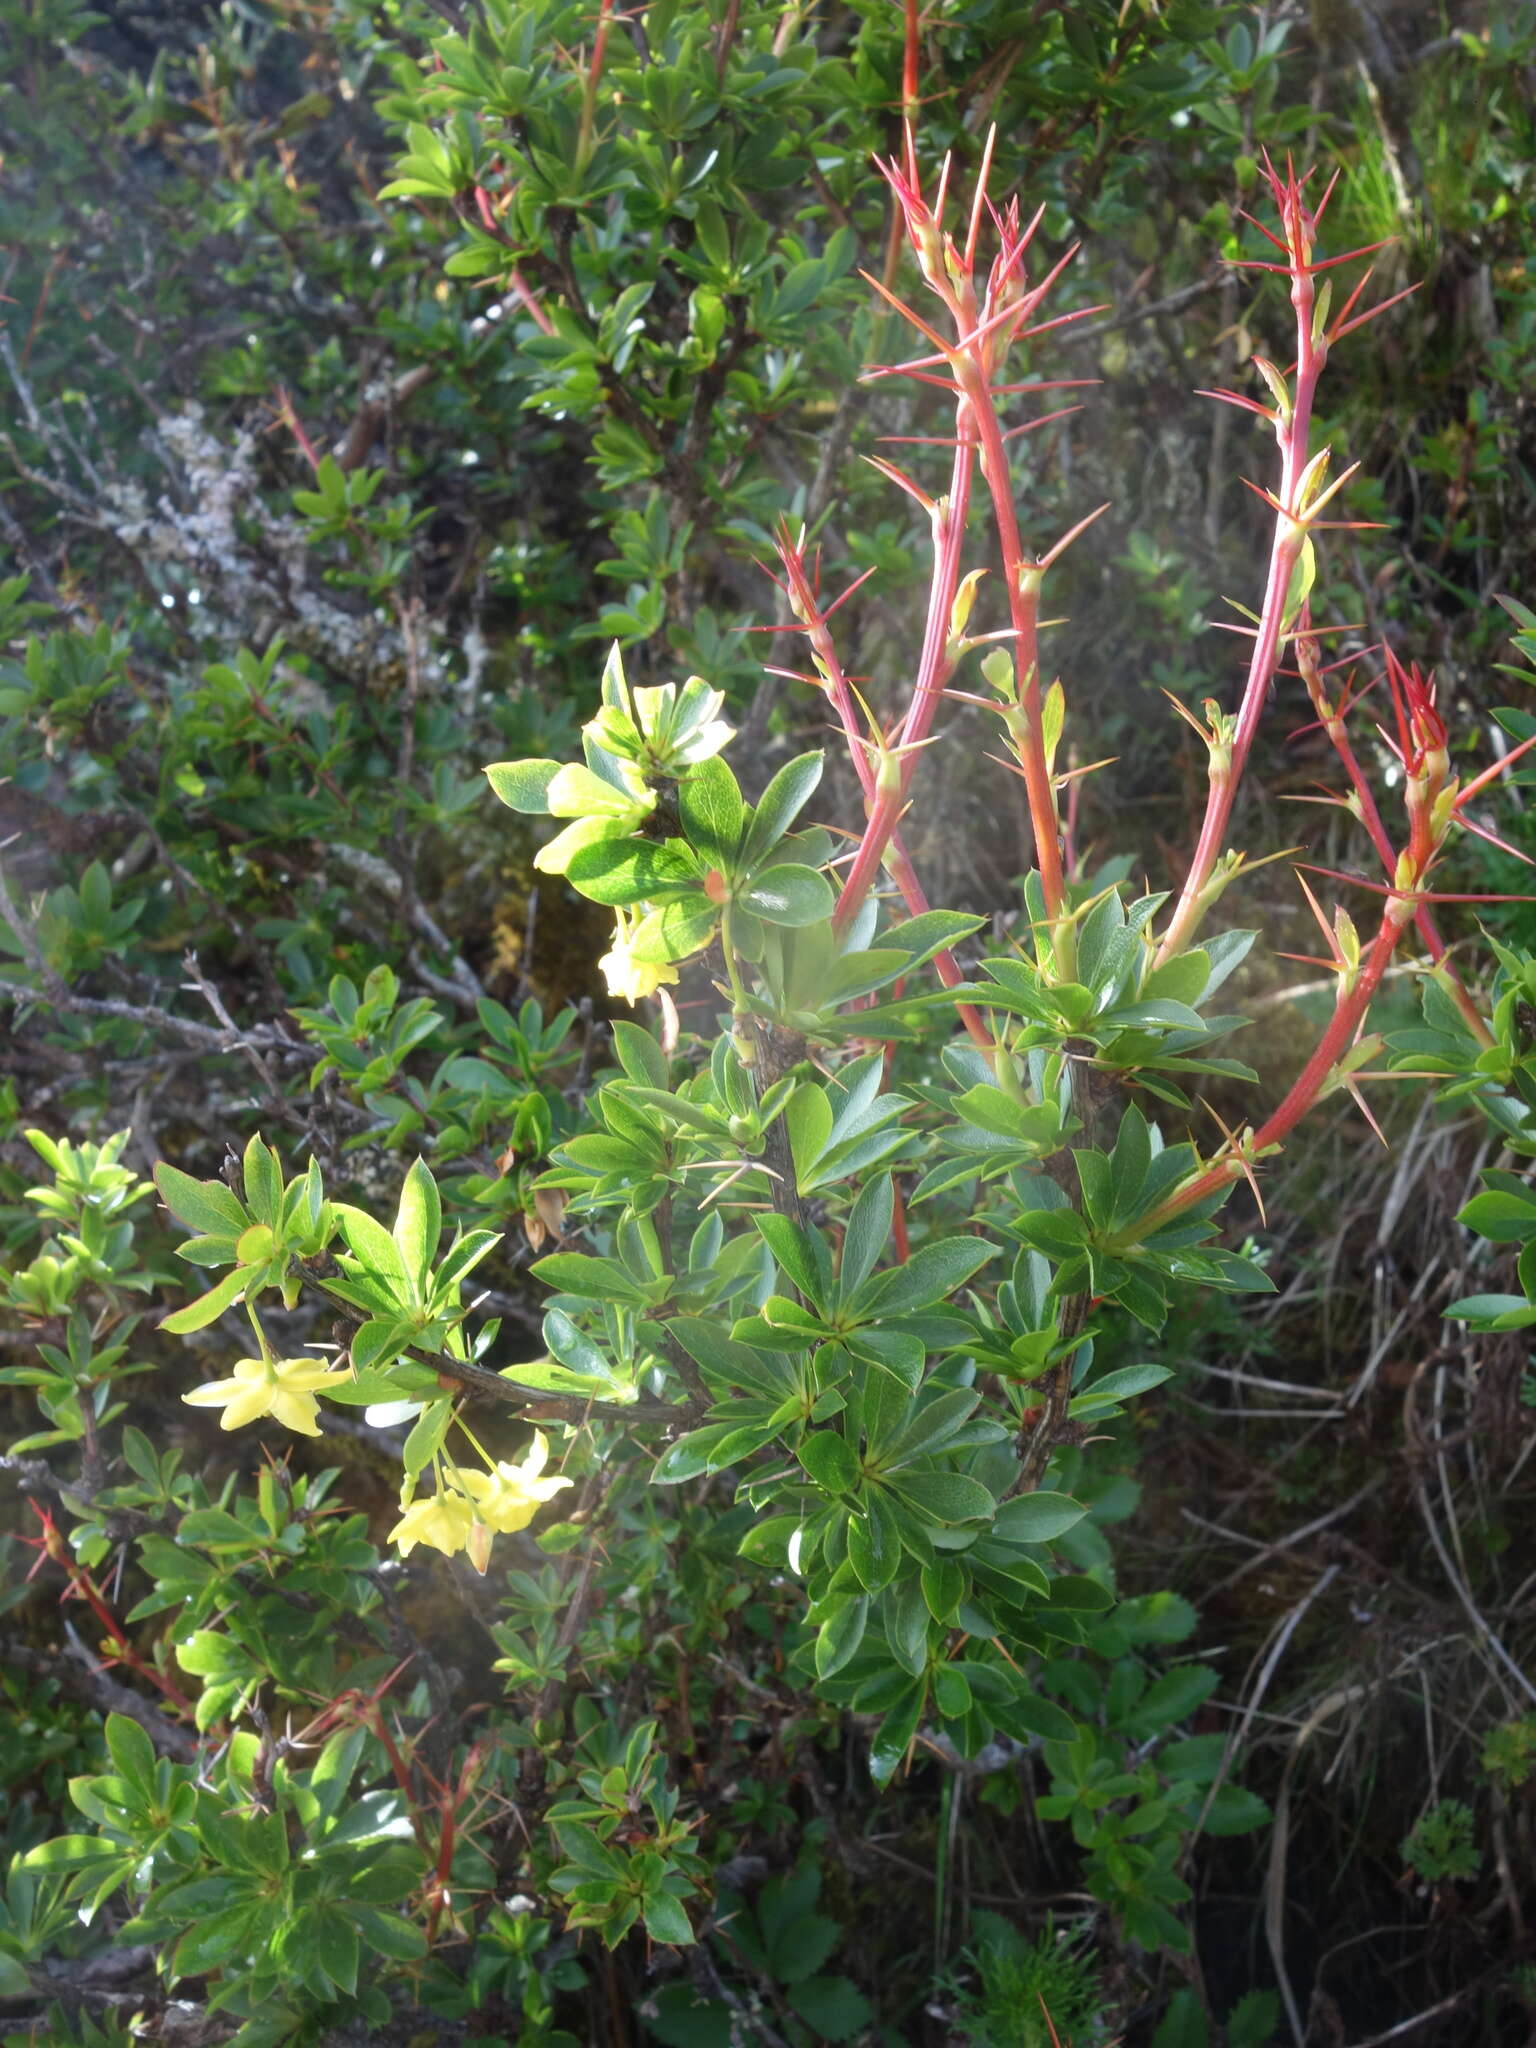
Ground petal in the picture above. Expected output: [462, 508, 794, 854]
[598, 946, 637, 1002]
[220, 1384, 274, 1430]
[183, 1379, 238, 1409]
[475, 1487, 519, 1530]
[423, 1507, 471, 1556]
[485, 1499, 538, 1535]
[274, 1358, 349, 1392]
[267, 1389, 323, 1436]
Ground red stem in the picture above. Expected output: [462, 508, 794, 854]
[901, 0, 920, 185]
[70, 1563, 199, 1719]
[776, 532, 991, 1048]
[1155, 184, 1323, 965]
[832, 435, 975, 932]
[1133, 892, 1416, 1235]
[961, 365, 1067, 930]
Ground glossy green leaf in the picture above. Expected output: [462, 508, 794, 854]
[886, 1471, 994, 1525]
[799, 1430, 859, 1494]
[740, 863, 834, 927]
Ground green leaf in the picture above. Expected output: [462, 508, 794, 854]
[154, 1163, 247, 1238]
[544, 1307, 621, 1380]
[345, 1905, 428, 1962]
[858, 1236, 995, 1317]
[629, 896, 718, 965]
[996, 1692, 1078, 1743]
[920, 1558, 963, 1623]
[1444, 1293, 1536, 1329]
[847, 1494, 902, 1593]
[786, 1976, 872, 2042]
[1069, 1362, 1173, 1414]
[566, 838, 696, 906]
[877, 1387, 979, 1468]
[160, 1265, 248, 1334]
[485, 759, 560, 814]
[799, 1430, 859, 1494]
[1046, 1575, 1114, 1613]
[241, 1136, 282, 1229]
[744, 753, 824, 863]
[785, 1083, 833, 1190]
[887, 1578, 930, 1673]
[18, 1834, 122, 1871]
[393, 1161, 441, 1296]
[311, 1906, 361, 1994]
[103, 1713, 157, 1799]
[814, 1593, 869, 1678]
[932, 1663, 972, 1719]
[882, 909, 986, 966]
[651, 1425, 741, 1484]
[642, 1987, 733, 2048]
[402, 1398, 452, 1482]
[1203, 1784, 1272, 1836]
[533, 1252, 649, 1304]
[887, 1471, 995, 1525]
[643, 1893, 696, 1946]
[334, 1203, 409, 1288]
[1151, 1987, 1209, 2048]
[845, 1327, 924, 1393]
[992, 1491, 1086, 1544]
[1459, 1189, 1536, 1242]
[172, 1902, 261, 1977]
[176, 1629, 257, 1681]
[754, 1212, 826, 1309]
[740, 863, 834, 927]
[433, 1227, 499, 1298]
[1226, 1990, 1280, 2048]
[679, 756, 744, 863]
[869, 1679, 926, 1787]
[610, 1020, 668, 1088]
[1117, 1592, 1198, 1645]
[1123, 1664, 1219, 1736]
[348, 1318, 412, 1375]
[840, 1175, 893, 1298]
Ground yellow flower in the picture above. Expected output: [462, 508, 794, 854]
[599, 910, 680, 1006]
[387, 1487, 478, 1560]
[458, 1433, 574, 1535]
[183, 1354, 351, 1436]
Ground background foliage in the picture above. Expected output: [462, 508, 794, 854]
[3, 0, 1536, 2044]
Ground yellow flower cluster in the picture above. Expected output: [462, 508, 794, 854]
[389, 1433, 574, 1572]
[182, 1336, 573, 1572]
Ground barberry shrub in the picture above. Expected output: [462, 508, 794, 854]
[7, 6, 1536, 2039]
[42, 127, 1530, 1977]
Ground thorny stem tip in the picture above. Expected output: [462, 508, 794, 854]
[831, 130, 1085, 969]
[1154, 156, 1337, 966]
